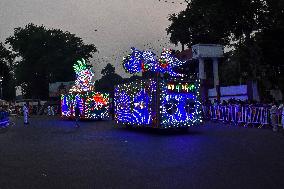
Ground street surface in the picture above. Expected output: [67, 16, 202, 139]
[0, 116, 284, 189]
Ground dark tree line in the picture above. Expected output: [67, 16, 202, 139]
[0, 42, 15, 100]
[0, 23, 97, 100]
[0, 23, 140, 101]
[167, 0, 284, 97]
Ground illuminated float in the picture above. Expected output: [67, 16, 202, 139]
[61, 59, 110, 120]
[114, 48, 202, 129]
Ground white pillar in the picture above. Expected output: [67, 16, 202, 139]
[212, 58, 219, 87]
[198, 58, 205, 80]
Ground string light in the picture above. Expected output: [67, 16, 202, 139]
[61, 58, 110, 120]
[114, 79, 157, 126]
[114, 78, 202, 128]
[122, 47, 186, 77]
[160, 78, 202, 128]
[115, 47, 202, 129]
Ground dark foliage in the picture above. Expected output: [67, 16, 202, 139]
[6, 23, 97, 100]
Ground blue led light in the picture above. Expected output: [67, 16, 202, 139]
[114, 78, 202, 128]
[122, 48, 186, 77]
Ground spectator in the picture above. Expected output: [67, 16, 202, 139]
[75, 104, 81, 128]
[51, 106, 55, 116]
[47, 105, 51, 116]
[270, 102, 278, 132]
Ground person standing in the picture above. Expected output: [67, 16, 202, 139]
[75, 104, 80, 128]
[23, 104, 29, 125]
[270, 102, 278, 132]
[51, 106, 55, 116]
[47, 105, 51, 116]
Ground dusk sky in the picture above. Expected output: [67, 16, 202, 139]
[0, 0, 186, 79]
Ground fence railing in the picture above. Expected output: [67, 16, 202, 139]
[202, 105, 282, 128]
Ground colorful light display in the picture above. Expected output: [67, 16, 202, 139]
[114, 79, 157, 126]
[159, 79, 202, 128]
[122, 48, 186, 77]
[114, 78, 202, 128]
[61, 58, 110, 120]
[117, 47, 202, 128]
[69, 59, 95, 93]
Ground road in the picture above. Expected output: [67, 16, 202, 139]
[0, 116, 284, 189]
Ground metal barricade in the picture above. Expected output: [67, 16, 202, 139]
[206, 104, 271, 128]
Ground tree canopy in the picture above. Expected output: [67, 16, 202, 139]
[167, 0, 267, 47]
[95, 63, 123, 94]
[0, 42, 15, 100]
[167, 0, 284, 97]
[5, 23, 97, 99]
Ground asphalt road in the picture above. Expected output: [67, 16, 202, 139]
[0, 116, 284, 189]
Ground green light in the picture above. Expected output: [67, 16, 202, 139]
[73, 58, 87, 73]
[189, 84, 195, 91]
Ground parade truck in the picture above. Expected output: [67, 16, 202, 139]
[114, 48, 202, 129]
[61, 58, 110, 120]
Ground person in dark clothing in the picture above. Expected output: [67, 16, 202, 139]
[74, 104, 80, 128]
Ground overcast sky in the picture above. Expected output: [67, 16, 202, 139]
[0, 0, 186, 79]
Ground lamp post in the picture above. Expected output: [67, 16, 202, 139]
[0, 76, 3, 99]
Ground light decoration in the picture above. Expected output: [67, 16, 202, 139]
[158, 49, 185, 77]
[114, 79, 157, 126]
[61, 58, 110, 120]
[122, 47, 186, 77]
[69, 59, 95, 93]
[117, 47, 202, 128]
[159, 79, 202, 128]
[114, 78, 202, 129]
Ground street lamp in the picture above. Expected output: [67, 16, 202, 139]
[0, 76, 3, 99]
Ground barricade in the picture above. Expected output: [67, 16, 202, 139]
[204, 104, 272, 128]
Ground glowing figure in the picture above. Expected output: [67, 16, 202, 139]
[61, 58, 110, 120]
[122, 48, 186, 77]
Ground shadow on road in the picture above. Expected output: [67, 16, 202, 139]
[117, 126, 203, 136]
[51, 129, 79, 134]
[0, 127, 9, 134]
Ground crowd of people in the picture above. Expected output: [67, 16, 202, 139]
[0, 104, 60, 128]
[0, 104, 60, 116]
[202, 99, 284, 132]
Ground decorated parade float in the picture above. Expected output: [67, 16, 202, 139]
[114, 48, 202, 129]
[61, 59, 110, 120]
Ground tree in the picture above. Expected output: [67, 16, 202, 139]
[167, 0, 284, 97]
[167, 0, 266, 47]
[166, 12, 191, 51]
[0, 43, 15, 100]
[5, 23, 97, 100]
[101, 63, 115, 76]
[253, 0, 284, 94]
[166, 0, 236, 48]
[95, 63, 123, 93]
